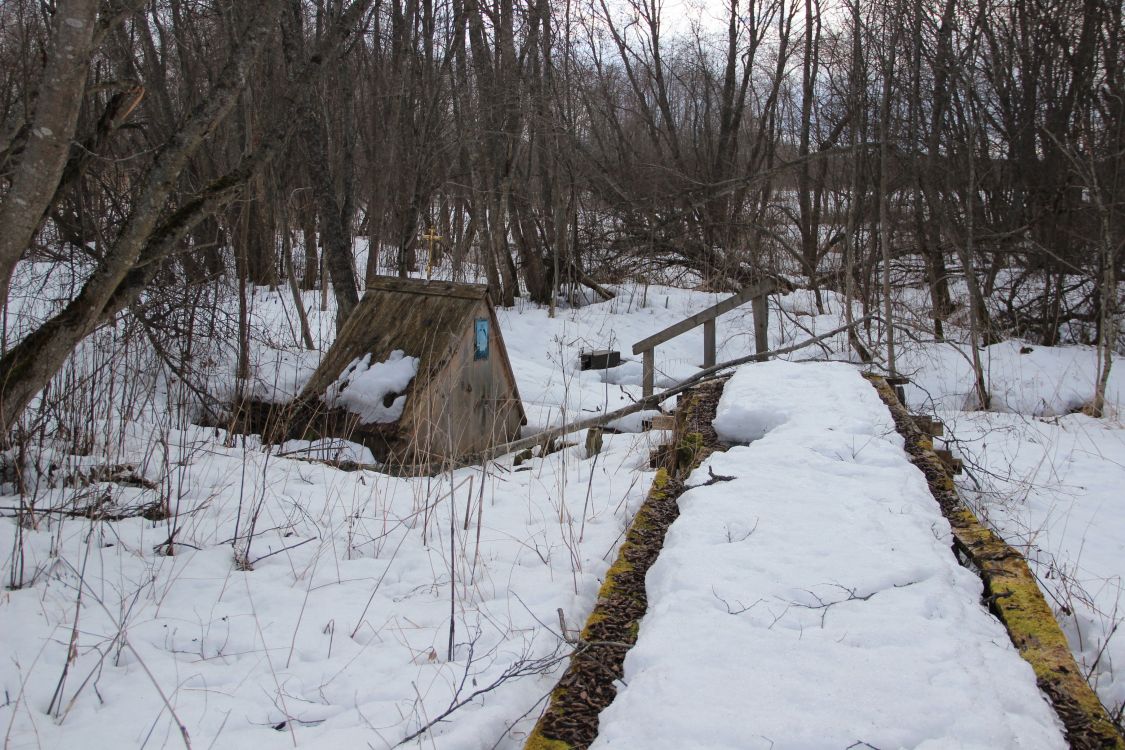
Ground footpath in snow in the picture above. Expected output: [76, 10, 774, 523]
[592, 361, 1066, 749]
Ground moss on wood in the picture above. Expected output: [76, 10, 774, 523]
[868, 374, 1124, 750]
[522, 380, 727, 750]
[524, 735, 572, 750]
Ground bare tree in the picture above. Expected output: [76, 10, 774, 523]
[0, 0, 376, 432]
[0, 0, 102, 299]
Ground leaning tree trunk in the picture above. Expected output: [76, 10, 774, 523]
[0, 1, 284, 433]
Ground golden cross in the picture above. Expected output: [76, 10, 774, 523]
[422, 226, 443, 279]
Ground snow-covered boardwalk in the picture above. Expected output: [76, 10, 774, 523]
[592, 362, 1066, 749]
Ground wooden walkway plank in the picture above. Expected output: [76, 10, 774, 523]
[523, 381, 727, 750]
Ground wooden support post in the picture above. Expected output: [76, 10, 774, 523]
[642, 349, 654, 398]
[585, 427, 604, 457]
[886, 375, 909, 409]
[934, 448, 963, 475]
[914, 415, 945, 437]
[703, 319, 716, 368]
[753, 294, 768, 361]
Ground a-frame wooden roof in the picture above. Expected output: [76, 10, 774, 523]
[298, 277, 525, 425]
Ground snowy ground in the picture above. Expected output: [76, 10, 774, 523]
[592, 362, 1066, 749]
[0, 420, 663, 749]
[942, 410, 1125, 720]
[1, 269, 1122, 747]
[3, 278, 803, 749]
[900, 335, 1125, 722]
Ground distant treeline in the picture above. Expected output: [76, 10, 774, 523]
[0, 0, 1121, 427]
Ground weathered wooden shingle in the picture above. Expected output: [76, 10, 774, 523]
[296, 277, 525, 469]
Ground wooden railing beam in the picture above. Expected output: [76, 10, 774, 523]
[631, 280, 777, 355]
[633, 281, 778, 397]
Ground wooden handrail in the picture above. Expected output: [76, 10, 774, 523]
[631, 280, 776, 354]
[397, 316, 873, 475]
[634, 281, 778, 396]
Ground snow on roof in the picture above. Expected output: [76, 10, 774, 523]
[322, 350, 419, 424]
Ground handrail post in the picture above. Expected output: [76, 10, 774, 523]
[642, 349, 654, 397]
[753, 293, 768, 361]
[703, 319, 716, 368]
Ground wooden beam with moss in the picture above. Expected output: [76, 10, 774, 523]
[868, 375, 1124, 750]
[522, 382, 726, 749]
